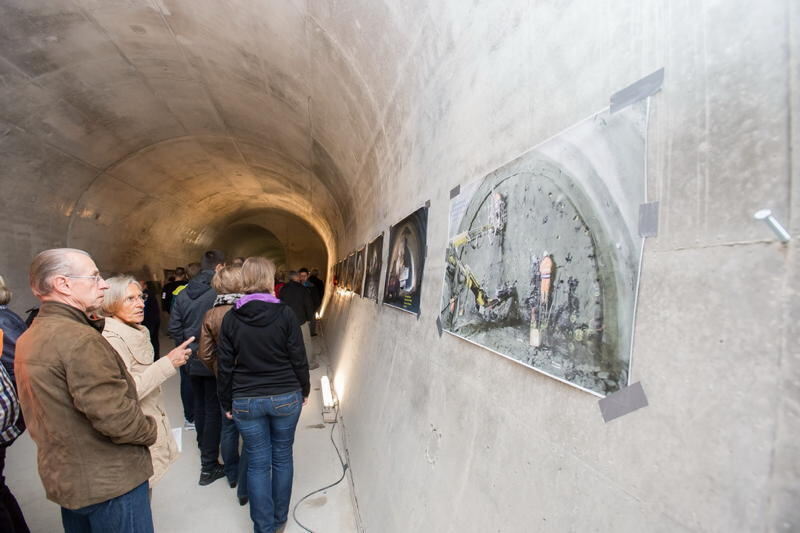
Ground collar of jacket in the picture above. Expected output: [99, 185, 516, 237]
[103, 316, 152, 359]
[38, 301, 106, 332]
[103, 315, 148, 338]
[214, 293, 243, 307]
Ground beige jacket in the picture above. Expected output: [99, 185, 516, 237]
[102, 317, 179, 485]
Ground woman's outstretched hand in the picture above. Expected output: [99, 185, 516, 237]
[166, 336, 194, 368]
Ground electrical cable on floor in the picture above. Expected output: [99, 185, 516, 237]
[291, 405, 348, 533]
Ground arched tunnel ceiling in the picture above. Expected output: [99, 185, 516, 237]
[0, 0, 428, 275]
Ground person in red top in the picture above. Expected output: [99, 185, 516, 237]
[273, 271, 286, 299]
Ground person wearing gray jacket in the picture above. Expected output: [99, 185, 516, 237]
[168, 250, 226, 486]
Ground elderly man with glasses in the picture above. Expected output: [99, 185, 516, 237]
[14, 248, 158, 533]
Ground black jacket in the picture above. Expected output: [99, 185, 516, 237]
[280, 281, 316, 333]
[161, 280, 188, 312]
[216, 301, 310, 412]
[309, 275, 325, 302]
[168, 270, 217, 376]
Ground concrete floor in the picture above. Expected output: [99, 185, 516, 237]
[5, 330, 358, 533]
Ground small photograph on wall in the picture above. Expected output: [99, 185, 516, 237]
[383, 206, 428, 315]
[439, 101, 649, 397]
[353, 247, 366, 296]
[364, 233, 384, 302]
[345, 253, 355, 291]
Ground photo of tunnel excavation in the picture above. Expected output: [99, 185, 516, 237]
[0, 1, 796, 532]
[441, 102, 647, 396]
[364, 234, 384, 302]
[353, 247, 366, 296]
[383, 207, 428, 315]
[344, 253, 355, 292]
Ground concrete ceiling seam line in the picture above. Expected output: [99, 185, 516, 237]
[144, 0, 323, 213]
[63, 135, 342, 248]
[70, 1, 193, 138]
[149, 0, 253, 153]
[0, 2, 378, 241]
[305, 13, 390, 179]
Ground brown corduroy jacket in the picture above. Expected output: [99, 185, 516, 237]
[14, 302, 157, 510]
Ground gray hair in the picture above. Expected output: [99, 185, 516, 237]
[29, 248, 90, 297]
[101, 275, 141, 317]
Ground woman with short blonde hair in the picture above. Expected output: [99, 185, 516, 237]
[240, 257, 275, 294]
[198, 264, 248, 503]
[101, 275, 193, 488]
[217, 257, 309, 531]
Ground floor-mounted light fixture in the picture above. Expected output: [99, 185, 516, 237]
[321, 375, 337, 423]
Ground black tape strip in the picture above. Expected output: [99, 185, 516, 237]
[610, 68, 664, 114]
[450, 184, 461, 199]
[598, 382, 648, 422]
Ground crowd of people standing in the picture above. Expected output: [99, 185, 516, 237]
[0, 248, 326, 533]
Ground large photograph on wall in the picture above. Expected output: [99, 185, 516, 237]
[364, 233, 384, 302]
[334, 261, 342, 290]
[344, 253, 355, 291]
[439, 101, 648, 397]
[353, 247, 366, 296]
[383, 206, 428, 314]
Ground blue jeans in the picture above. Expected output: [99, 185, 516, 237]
[221, 414, 248, 499]
[233, 391, 303, 533]
[61, 481, 152, 533]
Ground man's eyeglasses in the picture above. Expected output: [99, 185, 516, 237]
[66, 274, 104, 284]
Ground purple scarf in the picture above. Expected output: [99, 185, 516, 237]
[235, 293, 281, 309]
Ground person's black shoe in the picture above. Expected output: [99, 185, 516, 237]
[228, 478, 237, 489]
[238, 496, 248, 506]
[199, 464, 225, 486]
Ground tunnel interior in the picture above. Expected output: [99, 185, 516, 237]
[1, 1, 797, 532]
[0, 0, 363, 310]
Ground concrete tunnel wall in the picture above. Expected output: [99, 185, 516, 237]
[0, 1, 797, 532]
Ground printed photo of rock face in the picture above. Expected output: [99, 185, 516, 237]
[344, 253, 355, 291]
[354, 247, 366, 296]
[365, 234, 384, 302]
[440, 101, 648, 396]
[384, 207, 428, 315]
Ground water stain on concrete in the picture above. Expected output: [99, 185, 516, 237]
[306, 495, 327, 508]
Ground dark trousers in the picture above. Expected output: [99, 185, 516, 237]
[61, 481, 152, 533]
[191, 375, 221, 470]
[221, 415, 248, 499]
[0, 445, 29, 533]
[179, 366, 194, 423]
